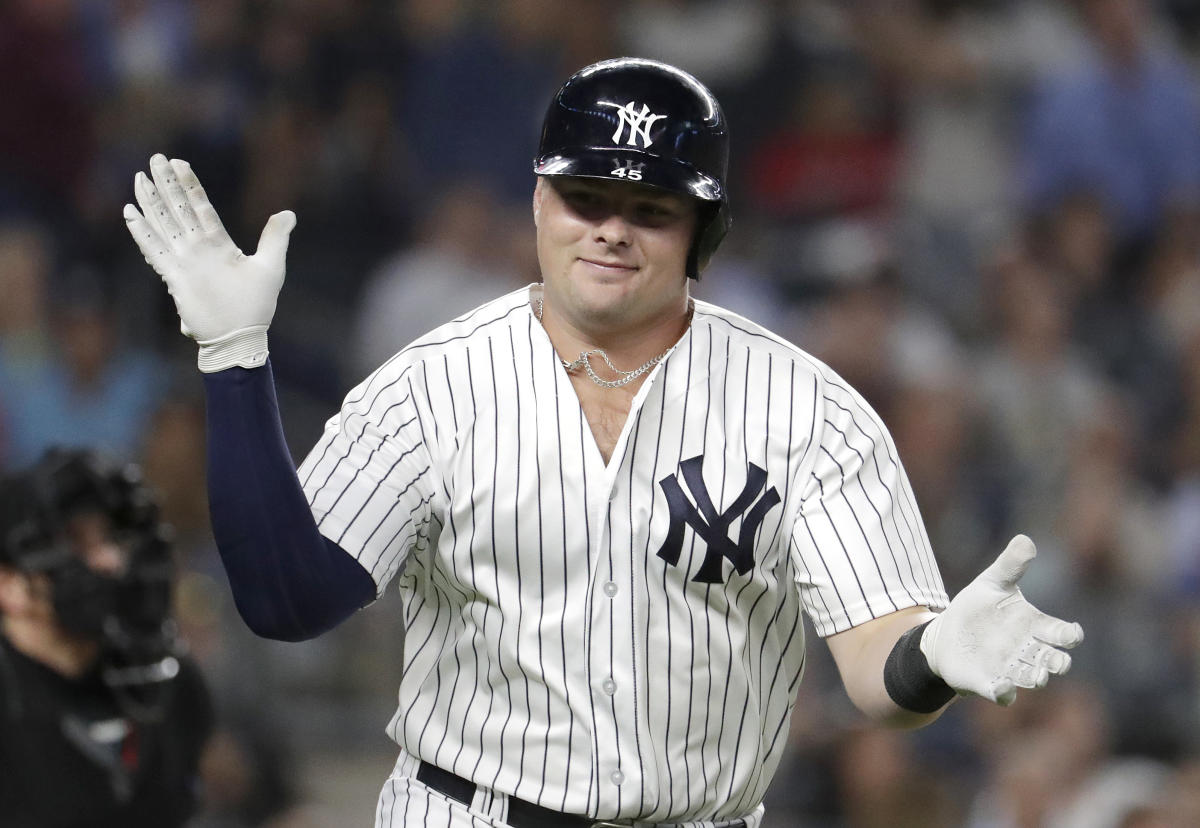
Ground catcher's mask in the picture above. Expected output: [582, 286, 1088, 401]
[0, 448, 181, 720]
[534, 57, 731, 279]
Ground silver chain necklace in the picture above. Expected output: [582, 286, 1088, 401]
[535, 297, 676, 389]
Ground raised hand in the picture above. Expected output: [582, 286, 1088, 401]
[921, 535, 1084, 705]
[124, 153, 296, 372]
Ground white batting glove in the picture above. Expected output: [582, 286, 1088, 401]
[123, 153, 296, 372]
[920, 535, 1084, 706]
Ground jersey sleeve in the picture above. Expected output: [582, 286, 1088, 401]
[789, 371, 948, 637]
[298, 363, 437, 596]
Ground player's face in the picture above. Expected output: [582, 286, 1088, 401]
[0, 512, 129, 628]
[533, 176, 697, 334]
[65, 512, 130, 577]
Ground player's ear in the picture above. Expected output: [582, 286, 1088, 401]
[532, 178, 544, 228]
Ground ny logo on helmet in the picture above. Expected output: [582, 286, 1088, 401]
[600, 101, 666, 148]
[657, 456, 781, 584]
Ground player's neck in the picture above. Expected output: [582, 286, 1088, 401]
[2, 617, 100, 678]
[535, 289, 693, 373]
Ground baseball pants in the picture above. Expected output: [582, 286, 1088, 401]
[374, 748, 763, 828]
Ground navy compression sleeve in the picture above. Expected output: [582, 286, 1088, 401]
[203, 361, 376, 641]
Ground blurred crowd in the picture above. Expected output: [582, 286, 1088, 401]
[2, 0, 1199, 825]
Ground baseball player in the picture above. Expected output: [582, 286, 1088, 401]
[0, 448, 212, 828]
[124, 58, 1083, 827]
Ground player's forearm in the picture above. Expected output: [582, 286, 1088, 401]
[827, 606, 950, 728]
[204, 361, 375, 641]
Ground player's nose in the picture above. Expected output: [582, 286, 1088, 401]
[84, 540, 129, 576]
[593, 212, 633, 248]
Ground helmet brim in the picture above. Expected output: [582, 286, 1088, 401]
[534, 150, 723, 202]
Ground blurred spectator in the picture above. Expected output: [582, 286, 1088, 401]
[0, 222, 54, 384]
[1, 264, 169, 468]
[1165, 331, 1200, 599]
[747, 63, 898, 224]
[1021, 0, 1200, 251]
[972, 244, 1108, 551]
[834, 725, 962, 827]
[397, 0, 564, 206]
[1032, 191, 1182, 483]
[0, 0, 96, 228]
[351, 181, 530, 375]
[856, 0, 1089, 329]
[619, 0, 772, 93]
[193, 717, 304, 828]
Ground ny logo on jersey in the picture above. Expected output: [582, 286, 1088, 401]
[599, 100, 666, 148]
[657, 455, 781, 584]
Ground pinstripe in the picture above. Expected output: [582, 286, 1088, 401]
[303, 288, 946, 825]
[626, 415, 648, 817]
[798, 512, 852, 635]
[419, 357, 462, 766]
[306, 383, 412, 502]
[504, 325, 534, 792]
[825, 379, 939, 579]
[550, 356, 576, 810]
[645, 337, 679, 818]
[604, 501, 623, 813]
[696, 331, 731, 812]
[821, 413, 922, 606]
[578, 388, 599, 815]
[818, 443, 900, 616]
[450, 345, 485, 776]
[822, 392, 940, 605]
[476, 336, 516, 786]
[720, 346, 766, 812]
[524, 315, 551, 803]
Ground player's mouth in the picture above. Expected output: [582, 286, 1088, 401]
[577, 257, 639, 273]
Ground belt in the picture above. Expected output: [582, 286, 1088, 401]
[415, 761, 747, 828]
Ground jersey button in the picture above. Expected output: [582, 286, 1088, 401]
[603, 581, 618, 597]
[601, 678, 617, 695]
[610, 769, 625, 785]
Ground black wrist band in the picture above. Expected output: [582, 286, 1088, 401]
[883, 620, 956, 714]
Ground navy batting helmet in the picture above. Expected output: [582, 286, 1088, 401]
[534, 57, 731, 279]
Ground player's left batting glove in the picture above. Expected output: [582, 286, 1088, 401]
[123, 154, 295, 372]
[920, 535, 1084, 705]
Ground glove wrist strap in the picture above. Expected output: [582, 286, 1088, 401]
[197, 326, 270, 373]
[884, 620, 956, 714]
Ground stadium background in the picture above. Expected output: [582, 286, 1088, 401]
[2, 0, 1199, 824]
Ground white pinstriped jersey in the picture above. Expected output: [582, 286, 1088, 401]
[298, 285, 948, 824]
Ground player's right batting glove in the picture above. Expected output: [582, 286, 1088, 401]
[123, 154, 296, 373]
[920, 535, 1084, 705]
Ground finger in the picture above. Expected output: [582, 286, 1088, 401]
[123, 203, 171, 268]
[993, 678, 1017, 706]
[980, 535, 1037, 590]
[133, 171, 165, 238]
[1040, 647, 1071, 676]
[1015, 642, 1064, 678]
[151, 154, 202, 237]
[1032, 615, 1084, 649]
[147, 154, 189, 245]
[136, 169, 184, 249]
[1011, 662, 1050, 690]
[254, 210, 296, 265]
[162, 158, 205, 237]
[171, 158, 226, 237]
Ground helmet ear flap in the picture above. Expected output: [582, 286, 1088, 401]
[689, 200, 731, 280]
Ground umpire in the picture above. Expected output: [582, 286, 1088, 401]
[0, 448, 212, 828]
[124, 58, 1082, 827]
